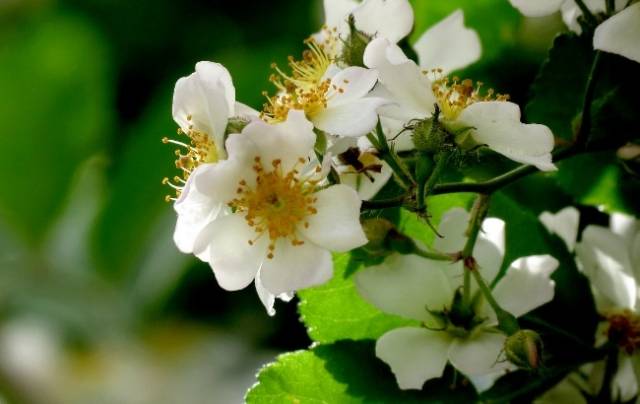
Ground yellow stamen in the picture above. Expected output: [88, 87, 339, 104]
[228, 156, 319, 257]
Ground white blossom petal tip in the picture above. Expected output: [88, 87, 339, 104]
[594, 3, 640, 64]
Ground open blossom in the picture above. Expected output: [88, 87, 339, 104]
[262, 41, 387, 137]
[363, 35, 557, 171]
[356, 208, 558, 391]
[164, 61, 256, 254]
[540, 208, 640, 402]
[178, 110, 367, 314]
[509, 0, 640, 64]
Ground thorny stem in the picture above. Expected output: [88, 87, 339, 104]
[361, 194, 409, 210]
[461, 194, 520, 335]
[461, 194, 490, 309]
[417, 152, 449, 213]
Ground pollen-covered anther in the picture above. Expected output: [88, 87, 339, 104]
[261, 38, 334, 122]
[228, 156, 320, 256]
[431, 74, 510, 121]
[161, 115, 220, 201]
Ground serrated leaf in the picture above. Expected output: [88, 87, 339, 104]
[246, 340, 476, 404]
[526, 34, 594, 141]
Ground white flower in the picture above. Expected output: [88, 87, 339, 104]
[179, 110, 367, 314]
[364, 37, 557, 171]
[166, 61, 257, 254]
[356, 208, 559, 390]
[509, 0, 640, 64]
[263, 50, 388, 137]
[542, 210, 640, 402]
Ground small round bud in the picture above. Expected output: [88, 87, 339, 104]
[412, 118, 449, 153]
[504, 329, 544, 370]
[340, 14, 372, 67]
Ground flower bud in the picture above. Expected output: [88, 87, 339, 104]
[340, 14, 372, 67]
[504, 329, 544, 370]
[361, 218, 395, 255]
[225, 116, 251, 138]
[411, 118, 449, 154]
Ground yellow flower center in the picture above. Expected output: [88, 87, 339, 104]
[228, 156, 320, 258]
[162, 114, 219, 201]
[605, 309, 640, 354]
[428, 70, 509, 121]
[261, 38, 337, 123]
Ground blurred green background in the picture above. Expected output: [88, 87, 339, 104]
[0, 0, 561, 402]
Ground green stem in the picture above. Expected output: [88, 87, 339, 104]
[461, 194, 490, 309]
[369, 121, 415, 189]
[361, 194, 408, 210]
[606, 0, 615, 14]
[413, 245, 457, 262]
[471, 268, 520, 335]
[574, 51, 603, 149]
[596, 348, 618, 403]
[574, 0, 599, 26]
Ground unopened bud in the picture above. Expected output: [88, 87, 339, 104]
[361, 218, 395, 255]
[412, 118, 449, 154]
[225, 116, 251, 137]
[504, 329, 543, 370]
[340, 14, 372, 67]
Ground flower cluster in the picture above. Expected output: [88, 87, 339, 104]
[160, 0, 640, 398]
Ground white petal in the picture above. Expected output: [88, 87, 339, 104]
[375, 327, 451, 390]
[364, 38, 436, 120]
[457, 101, 557, 171]
[255, 270, 276, 316]
[448, 332, 509, 376]
[172, 62, 235, 158]
[234, 101, 259, 120]
[610, 212, 639, 248]
[242, 110, 316, 171]
[313, 97, 388, 137]
[576, 225, 637, 310]
[539, 207, 581, 251]
[467, 372, 507, 393]
[299, 185, 367, 251]
[339, 161, 393, 201]
[612, 353, 639, 402]
[535, 378, 588, 404]
[562, 0, 626, 34]
[326, 66, 379, 106]
[355, 254, 454, 323]
[508, 0, 565, 17]
[260, 239, 332, 295]
[353, 0, 414, 43]
[594, 3, 640, 64]
[486, 255, 559, 320]
[414, 10, 482, 75]
[196, 214, 265, 291]
[323, 0, 359, 30]
[192, 153, 247, 204]
[173, 173, 221, 254]
[475, 218, 507, 285]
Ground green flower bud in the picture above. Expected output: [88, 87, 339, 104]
[411, 118, 450, 154]
[504, 329, 544, 370]
[340, 14, 372, 67]
[225, 116, 251, 138]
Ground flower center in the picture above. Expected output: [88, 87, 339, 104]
[228, 156, 319, 258]
[429, 71, 509, 121]
[162, 114, 219, 201]
[261, 38, 336, 123]
[605, 309, 640, 354]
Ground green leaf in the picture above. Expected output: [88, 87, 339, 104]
[555, 152, 640, 216]
[246, 340, 477, 404]
[298, 194, 472, 343]
[0, 13, 113, 244]
[526, 34, 594, 141]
